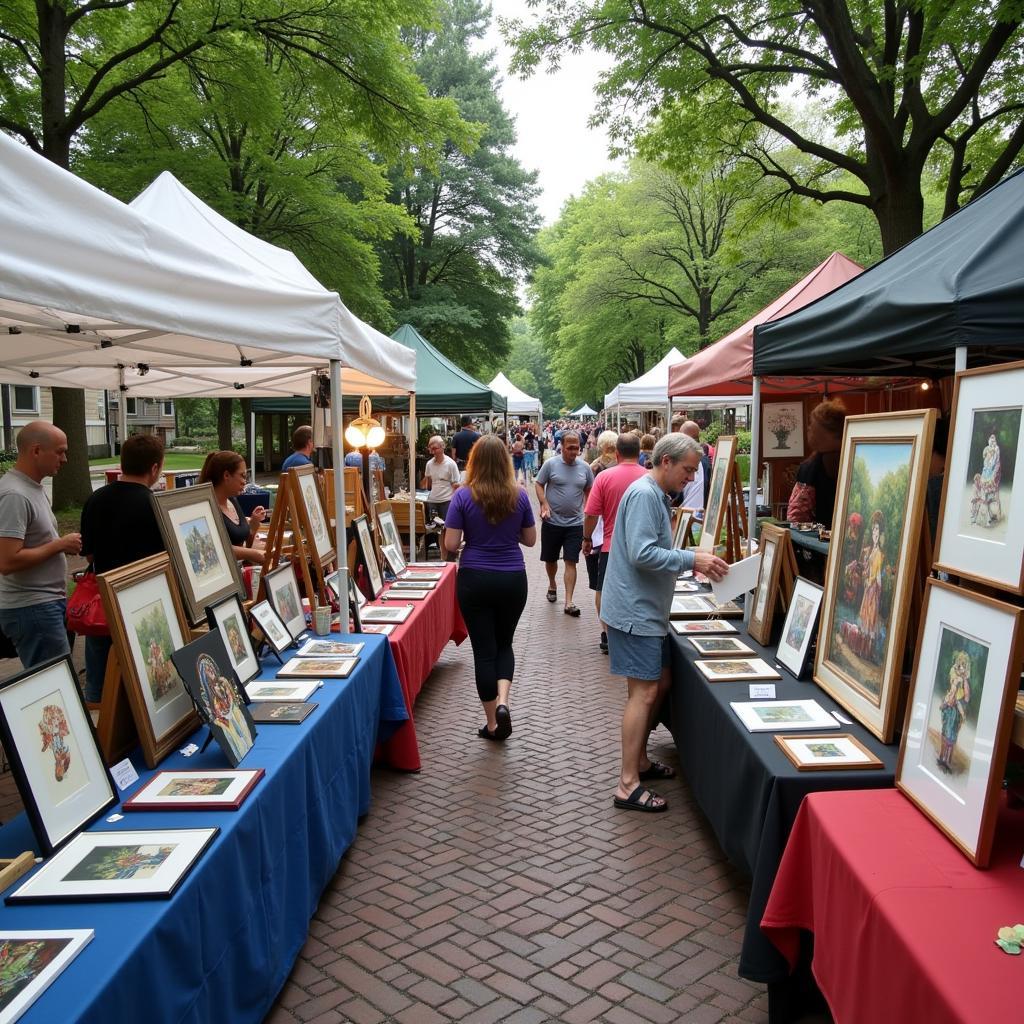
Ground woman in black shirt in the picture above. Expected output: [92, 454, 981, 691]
[198, 451, 267, 565]
[786, 399, 847, 527]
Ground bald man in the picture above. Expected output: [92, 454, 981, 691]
[677, 420, 711, 511]
[0, 421, 82, 668]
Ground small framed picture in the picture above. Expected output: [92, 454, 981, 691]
[674, 580, 701, 592]
[382, 589, 429, 601]
[687, 636, 756, 657]
[698, 436, 736, 552]
[249, 702, 317, 724]
[360, 605, 413, 624]
[170, 630, 257, 768]
[264, 563, 306, 641]
[670, 595, 717, 618]
[381, 542, 408, 577]
[6, 828, 218, 904]
[353, 515, 384, 598]
[206, 594, 260, 685]
[672, 508, 694, 550]
[730, 699, 840, 733]
[249, 600, 292, 654]
[774, 733, 883, 771]
[706, 596, 743, 617]
[296, 638, 364, 658]
[123, 769, 264, 811]
[776, 578, 824, 680]
[245, 680, 320, 702]
[402, 571, 442, 582]
[896, 579, 1024, 866]
[671, 619, 738, 635]
[288, 465, 333, 566]
[748, 526, 786, 646]
[0, 930, 93, 1020]
[695, 658, 780, 682]
[0, 656, 116, 856]
[360, 623, 396, 636]
[762, 402, 805, 459]
[390, 579, 436, 591]
[376, 508, 405, 560]
[277, 657, 358, 679]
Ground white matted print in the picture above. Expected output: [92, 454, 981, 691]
[291, 468, 333, 563]
[264, 564, 305, 640]
[896, 580, 1024, 865]
[206, 595, 260, 685]
[245, 680, 320, 702]
[249, 600, 292, 654]
[762, 403, 805, 459]
[695, 658, 780, 682]
[730, 699, 840, 733]
[0, 929, 93, 1023]
[776, 578, 824, 679]
[774, 733, 882, 771]
[935, 361, 1024, 593]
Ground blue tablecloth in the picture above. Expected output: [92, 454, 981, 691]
[0, 634, 407, 1024]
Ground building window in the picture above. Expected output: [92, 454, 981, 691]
[162, 401, 173, 417]
[12, 386, 39, 414]
[125, 397, 138, 416]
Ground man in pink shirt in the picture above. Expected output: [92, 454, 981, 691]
[582, 433, 647, 653]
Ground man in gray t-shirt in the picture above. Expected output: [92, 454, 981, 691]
[534, 431, 594, 616]
[0, 422, 82, 668]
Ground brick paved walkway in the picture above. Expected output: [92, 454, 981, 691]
[267, 540, 775, 1024]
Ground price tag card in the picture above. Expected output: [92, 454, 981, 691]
[110, 758, 139, 792]
[749, 684, 776, 699]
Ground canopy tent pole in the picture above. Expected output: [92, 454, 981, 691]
[118, 365, 128, 451]
[408, 392, 416, 557]
[329, 359, 349, 631]
[955, 346, 967, 372]
[744, 376, 762, 621]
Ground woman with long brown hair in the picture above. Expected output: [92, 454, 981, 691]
[199, 450, 267, 565]
[444, 434, 536, 740]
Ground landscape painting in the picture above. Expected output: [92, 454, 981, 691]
[131, 599, 182, 707]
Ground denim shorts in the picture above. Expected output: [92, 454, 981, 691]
[606, 626, 671, 681]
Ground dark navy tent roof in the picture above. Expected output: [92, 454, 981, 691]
[754, 168, 1024, 377]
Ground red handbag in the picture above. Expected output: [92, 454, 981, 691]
[66, 570, 109, 637]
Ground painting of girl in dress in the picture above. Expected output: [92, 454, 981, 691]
[961, 409, 1020, 539]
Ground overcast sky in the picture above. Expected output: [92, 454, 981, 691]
[480, 1, 622, 225]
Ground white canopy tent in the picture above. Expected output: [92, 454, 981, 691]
[569, 403, 597, 417]
[487, 371, 542, 418]
[0, 137, 414, 624]
[603, 347, 687, 428]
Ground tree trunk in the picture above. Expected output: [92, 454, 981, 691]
[218, 398, 234, 450]
[51, 388, 94, 508]
[874, 181, 926, 255]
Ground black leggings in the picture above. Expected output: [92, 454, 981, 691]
[456, 567, 528, 703]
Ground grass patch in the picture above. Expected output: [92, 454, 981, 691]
[89, 452, 205, 470]
[54, 504, 84, 535]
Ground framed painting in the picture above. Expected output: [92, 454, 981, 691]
[670, 619, 738, 635]
[6, 828, 218, 904]
[698, 436, 736, 551]
[694, 658, 780, 682]
[730, 699, 840, 733]
[245, 680, 320, 702]
[0, 930, 93, 1023]
[206, 594, 260, 685]
[264, 563, 306, 641]
[249, 702, 317, 724]
[288, 465, 333, 566]
[381, 542, 408, 577]
[390, 579, 436, 591]
[381, 589, 429, 601]
[249, 600, 292, 654]
[170, 630, 257, 768]
[686, 636, 755, 657]
[776, 578, 824, 680]
[152, 484, 243, 625]
[353, 515, 384, 598]
[670, 595, 717, 618]
[762, 402, 805, 459]
[123, 769, 264, 812]
[277, 657, 358, 679]
[934, 360, 1024, 593]
[98, 553, 199, 768]
[774, 733, 883, 771]
[814, 409, 936, 742]
[377, 508, 405, 560]
[747, 525, 786, 645]
[672, 508, 694, 550]
[360, 623, 396, 636]
[360, 605, 413, 624]
[0, 657, 116, 857]
[296, 638, 364, 658]
[896, 579, 1024, 866]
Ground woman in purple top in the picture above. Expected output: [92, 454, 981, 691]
[445, 435, 536, 740]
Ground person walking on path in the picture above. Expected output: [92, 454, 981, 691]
[582, 433, 647, 655]
[602, 433, 729, 812]
[80, 433, 166, 703]
[0, 421, 82, 669]
[445, 435, 536, 741]
[534, 431, 593, 617]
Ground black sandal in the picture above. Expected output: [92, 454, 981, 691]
[613, 785, 668, 813]
[494, 704, 512, 739]
[546, 588, 557, 603]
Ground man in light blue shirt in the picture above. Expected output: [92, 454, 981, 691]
[281, 425, 314, 471]
[602, 433, 729, 814]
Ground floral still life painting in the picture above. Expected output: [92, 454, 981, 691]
[763, 403, 805, 458]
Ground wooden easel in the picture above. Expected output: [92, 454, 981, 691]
[260, 472, 330, 607]
[723, 467, 750, 562]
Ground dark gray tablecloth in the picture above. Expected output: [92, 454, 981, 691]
[667, 623, 897, 983]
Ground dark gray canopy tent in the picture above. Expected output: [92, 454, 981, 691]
[753, 167, 1024, 377]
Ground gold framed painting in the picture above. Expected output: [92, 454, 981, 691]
[698, 436, 736, 551]
[98, 554, 200, 768]
[814, 409, 936, 742]
[934, 359, 1024, 594]
[288, 466, 334, 566]
[747, 524, 788, 645]
[774, 733, 883, 772]
[151, 484, 244, 625]
[896, 579, 1024, 866]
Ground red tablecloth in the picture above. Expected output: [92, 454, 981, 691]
[761, 789, 1024, 1024]
[373, 563, 467, 771]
